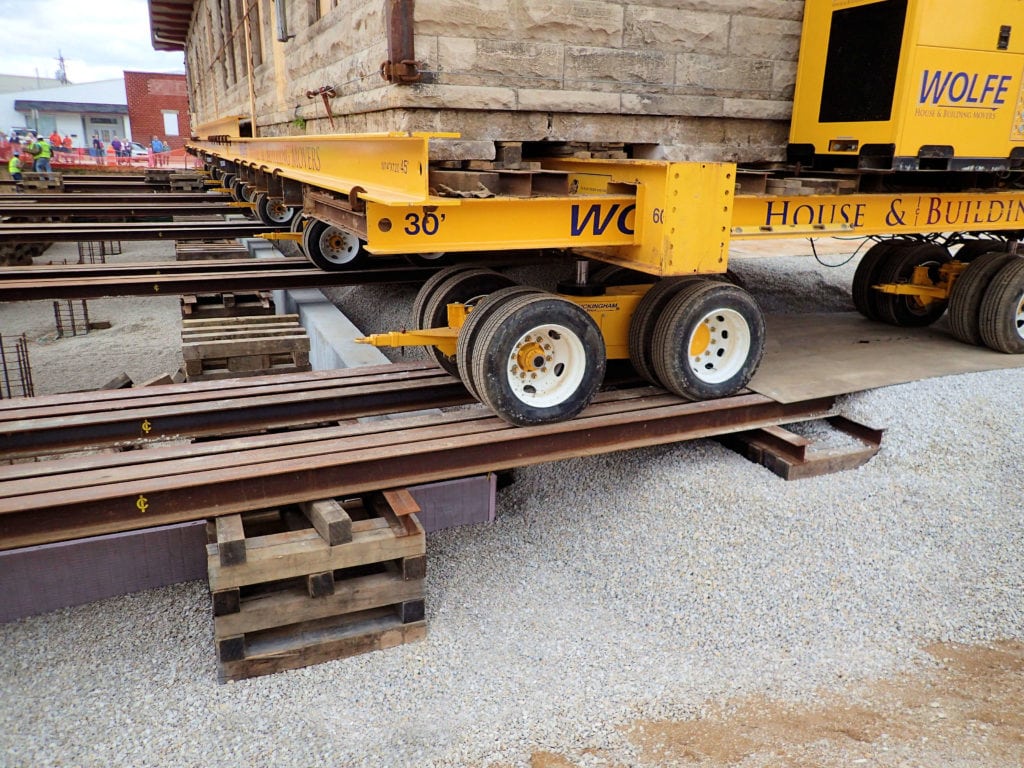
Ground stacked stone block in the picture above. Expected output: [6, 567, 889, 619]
[186, 0, 805, 162]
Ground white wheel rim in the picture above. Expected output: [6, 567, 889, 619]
[687, 308, 751, 384]
[265, 200, 294, 224]
[318, 227, 362, 265]
[1014, 293, 1024, 340]
[505, 323, 587, 407]
[417, 252, 446, 262]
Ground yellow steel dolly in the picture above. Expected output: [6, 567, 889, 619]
[189, 133, 1024, 426]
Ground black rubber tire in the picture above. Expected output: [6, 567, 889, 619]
[301, 219, 368, 271]
[978, 257, 1024, 353]
[405, 251, 452, 267]
[418, 268, 516, 375]
[241, 183, 257, 204]
[873, 242, 951, 327]
[627, 277, 700, 385]
[220, 172, 235, 190]
[650, 280, 766, 401]
[591, 264, 658, 287]
[457, 286, 543, 401]
[411, 265, 478, 329]
[852, 240, 911, 320]
[470, 293, 606, 425]
[948, 250, 1016, 345]
[954, 239, 1005, 264]
[230, 176, 246, 203]
[254, 193, 298, 227]
[290, 213, 308, 234]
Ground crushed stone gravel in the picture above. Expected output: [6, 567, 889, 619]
[0, 239, 1021, 767]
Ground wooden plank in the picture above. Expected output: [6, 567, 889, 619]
[299, 498, 353, 545]
[214, 570, 424, 636]
[206, 524, 425, 590]
[181, 334, 309, 359]
[218, 612, 426, 681]
[182, 314, 299, 328]
[215, 514, 246, 567]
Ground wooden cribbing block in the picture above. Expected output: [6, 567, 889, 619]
[306, 571, 336, 598]
[182, 315, 310, 380]
[300, 499, 353, 546]
[205, 499, 427, 681]
[215, 514, 247, 567]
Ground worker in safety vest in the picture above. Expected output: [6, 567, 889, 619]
[8, 152, 22, 191]
[34, 136, 53, 172]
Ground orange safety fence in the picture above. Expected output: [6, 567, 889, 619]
[0, 142, 196, 170]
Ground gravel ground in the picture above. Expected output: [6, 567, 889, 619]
[0, 238, 1021, 767]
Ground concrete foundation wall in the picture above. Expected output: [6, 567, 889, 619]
[186, 0, 804, 162]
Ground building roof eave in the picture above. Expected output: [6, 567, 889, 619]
[149, 0, 194, 52]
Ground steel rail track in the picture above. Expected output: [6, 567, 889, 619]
[0, 362, 470, 457]
[0, 388, 836, 550]
[0, 193, 232, 204]
[0, 256, 311, 279]
[0, 261, 437, 299]
[0, 202, 248, 219]
[0, 220, 283, 243]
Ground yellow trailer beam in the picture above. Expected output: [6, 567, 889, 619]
[192, 132, 1024, 279]
[732, 190, 1024, 239]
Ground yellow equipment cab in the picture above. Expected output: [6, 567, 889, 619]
[788, 0, 1024, 171]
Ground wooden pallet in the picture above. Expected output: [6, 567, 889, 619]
[174, 241, 251, 260]
[181, 291, 275, 318]
[208, 489, 427, 681]
[430, 167, 570, 198]
[21, 172, 63, 191]
[182, 314, 311, 380]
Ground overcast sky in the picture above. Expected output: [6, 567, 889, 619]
[0, 0, 184, 85]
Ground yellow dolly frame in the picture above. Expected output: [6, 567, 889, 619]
[190, 133, 1024, 426]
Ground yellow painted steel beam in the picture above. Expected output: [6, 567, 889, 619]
[732, 190, 1024, 238]
[362, 195, 638, 254]
[543, 158, 734, 276]
[191, 133, 457, 204]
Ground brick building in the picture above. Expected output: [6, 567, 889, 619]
[124, 71, 191, 152]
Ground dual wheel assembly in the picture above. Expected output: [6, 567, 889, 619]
[854, 238, 1024, 353]
[414, 266, 766, 426]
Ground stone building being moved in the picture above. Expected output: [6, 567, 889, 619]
[149, 0, 803, 162]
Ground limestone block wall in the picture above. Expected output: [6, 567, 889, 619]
[186, 0, 805, 162]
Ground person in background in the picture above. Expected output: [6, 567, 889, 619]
[151, 136, 169, 167]
[62, 134, 73, 153]
[92, 134, 105, 165]
[110, 136, 123, 164]
[8, 151, 22, 191]
[48, 130, 62, 152]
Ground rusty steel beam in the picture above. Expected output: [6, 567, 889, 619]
[0, 261, 435, 300]
[0, 363, 469, 458]
[0, 220, 283, 243]
[0, 202, 246, 219]
[0, 257, 309, 280]
[0, 193, 232, 204]
[0, 391, 837, 550]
